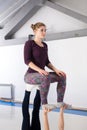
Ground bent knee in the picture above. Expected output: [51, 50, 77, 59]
[61, 74, 66, 81]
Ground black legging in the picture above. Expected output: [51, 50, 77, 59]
[22, 90, 41, 130]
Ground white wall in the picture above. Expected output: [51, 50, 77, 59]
[0, 36, 87, 108]
[47, 37, 87, 108]
[0, 44, 25, 101]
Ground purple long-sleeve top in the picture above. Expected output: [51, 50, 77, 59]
[24, 40, 50, 73]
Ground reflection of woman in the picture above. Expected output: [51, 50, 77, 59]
[43, 106, 66, 130]
[23, 22, 68, 111]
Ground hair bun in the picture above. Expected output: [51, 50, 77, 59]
[31, 22, 46, 31]
[31, 24, 35, 30]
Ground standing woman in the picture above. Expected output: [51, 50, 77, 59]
[22, 22, 68, 130]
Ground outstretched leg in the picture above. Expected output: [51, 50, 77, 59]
[21, 91, 31, 130]
[31, 90, 41, 130]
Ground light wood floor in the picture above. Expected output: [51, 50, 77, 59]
[0, 102, 87, 130]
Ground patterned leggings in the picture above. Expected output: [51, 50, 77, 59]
[24, 72, 66, 105]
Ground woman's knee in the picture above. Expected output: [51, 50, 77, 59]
[60, 74, 66, 81]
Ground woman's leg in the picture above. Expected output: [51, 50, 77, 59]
[24, 72, 66, 105]
[39, 72, 66, 105]
[21, 91, 31, 130]
[49, 72, 66, 103]
[24, 72, 50, 105]
[57, 77, 66, 103]
[31, 90, 41, 130]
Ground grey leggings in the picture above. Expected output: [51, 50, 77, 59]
[24, 72, 66, 105]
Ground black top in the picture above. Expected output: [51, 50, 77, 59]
[24, 40, 50, 73]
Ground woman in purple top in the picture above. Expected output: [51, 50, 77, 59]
[22, 22, 69, 130]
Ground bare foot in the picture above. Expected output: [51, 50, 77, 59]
[43, 106, 52, 113]
[60, 103, 72, 110]
[42, 104, 57, 112]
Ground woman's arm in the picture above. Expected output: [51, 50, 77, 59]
[43, 110, 50, 130]
[47, 62, 57, 72]
[47, 63, 66, 78]
[43, 107, 65, 130]
[24, 41, 49, 76]
[29, 61, 49, 75]
[58, 107, 64, 130]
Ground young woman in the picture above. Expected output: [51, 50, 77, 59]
[22, 22, 70, 130]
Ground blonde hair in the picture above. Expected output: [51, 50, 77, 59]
[31, 22, 46, 31]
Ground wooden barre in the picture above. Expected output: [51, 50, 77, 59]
[69, 106, 87, 111]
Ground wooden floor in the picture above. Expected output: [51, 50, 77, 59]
[0, 101, 87, 130]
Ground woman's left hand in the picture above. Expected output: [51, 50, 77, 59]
[55, 69, 66, 78]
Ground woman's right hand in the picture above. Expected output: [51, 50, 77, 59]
[38, 69, 49, 76]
